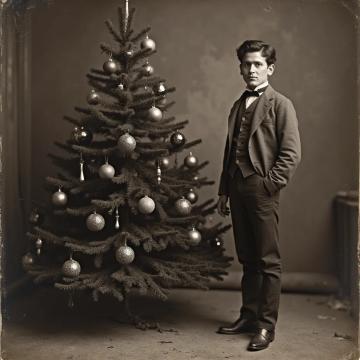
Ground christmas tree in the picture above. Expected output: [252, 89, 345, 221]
[23, 2, 231, 327]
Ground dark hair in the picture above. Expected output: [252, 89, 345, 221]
[236, 40, 276, 65]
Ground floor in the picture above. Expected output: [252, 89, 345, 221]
[1, 287, 357, 360]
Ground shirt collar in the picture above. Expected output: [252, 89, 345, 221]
[245, 81, 269, 94]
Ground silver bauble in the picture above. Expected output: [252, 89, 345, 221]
[170, 131, 186, 148]
[62, 259, 81, 278]
[188, 227, 202, 246]
[115, 245, 135, 264]
[22, 252, 35, 268]
[87, 89, 100, 105]
[159, 157, 170, 170]
[126, 49, 134, 57]
[103, 58, 118, 74]
[143, 63, 154, 76]
[186, 188, 198, 204]
[141, 36, 156, 51]
[148, 106, 162, 121]
[86, 212, 105, 232]
[138, 195, 156, 214]
[52, 189, 68, 207]
[72, 126, 93, 145]
[184, 152, 198, 168]
[99, 163, 115, 179]
[117, 133, 136, 154]
[156, 82, 166, 94]
[118, 83, 125, 90]
[175, 197, 192, 216]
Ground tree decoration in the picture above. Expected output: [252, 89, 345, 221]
[125, 49, 134, 57]
[210, 236, 224, 248]
[138, 195, 156, 214]
[62, 256, 81, 278]
[29, 208, 43, 225]
[140, 34, 156, 51]
[159, 156, 170, 170]
[117, 133, 136, 154]
[184, 152, 198, 168]
[87, 89, 100, 105]
[52, 188, 68, 207]
[154, 82, 166, 94]
[99, 158, 115, 179]
[188, 227, 202, 246]
[148, 105, 162, 121]
[72, 126, 93, 146]
[35, 237, 43, 256]
[156, 163, 161, 184]
[115, 207, 120, 229]
[143, 61, 154, 76]
[22, 252, 35, 268]
[115, 244, 135, 265]
[103, 57, 118, 74]
[86, 212, 105, 232]
[170, 130, 186, 148]
[79, 153, 85, 182]
[186, 188, 198, 204]
[175, 197, 191, 216]
[118, 83, 125, 91]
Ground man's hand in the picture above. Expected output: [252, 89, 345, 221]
[217, 195, 230, 217]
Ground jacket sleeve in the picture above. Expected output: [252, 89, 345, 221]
[218, 136, 230, 196]
[263, 98, 301, 195]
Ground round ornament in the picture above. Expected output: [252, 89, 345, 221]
[118, 83, 125, 91]
[175, 197, 192, 216]
[87, 89, 100, 105]
[62, 258, 81, 278]
[86, 212, 105, 232]
[143, 62, 154, 76]
[115, 245, 135, 264]
[103, 58, 118, 74]
[29, 208, 43, 225]
[148, 106, 162, 121]
[125, 49, 134, 57]
[22, 252, 35, 268]
[35, 237, 43, 255]
[159, 156, 170, 170]
[138, 195, 156, 214]
[117, 133, 136, 154]
[193, 175, 199, 181]
[188, 227, 202, 246]
[52, 189, 68, 207]
[72, 126, 93, 146]
[184, 152, 198, 168]
[170, 131, 186, 148]
[99, 162, 115, 179]
[155, 82, 166, 94]
[186, 188, 198, 204]
[141, 35, 156, 51]
[210, 236, 224, 248]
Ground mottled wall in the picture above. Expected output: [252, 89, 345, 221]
[30, 0, 358, 275]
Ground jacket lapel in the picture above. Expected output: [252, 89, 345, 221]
[250, 85, 275, 137]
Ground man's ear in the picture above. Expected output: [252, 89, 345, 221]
[267, 64, 275, 76]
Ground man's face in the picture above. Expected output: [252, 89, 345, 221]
[240, 51, 274, 89]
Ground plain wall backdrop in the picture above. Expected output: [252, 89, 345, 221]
[28, 0, 358, 278]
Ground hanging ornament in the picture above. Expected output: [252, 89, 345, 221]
[125, 49, 134, 57]
[143, 61, 154, 76]
[148, 106, 162, 121]
[62, 258, 81, 278]
[115, 245, 135, 264]
[52, 188, 68, 207]
[87, 89, 100, 105]
[117, 133, 136, 154]
[22, 252, 35, 268]
[159, 156, 170, 170]
[156, 163, 162, 185]
[115, 207, 120, 229]
[79, 153, 85, 182]
[188, 227, 202, 246]
[193, 175, 199, 181]
[175, 197, 192, 216]
[141, 35, 156, 51]
[99, 159, 115, 179]
[118, 83, 125, 91]
[103, 57, 118, 74]
[186, 188, 198, 204]
[29, 208, 43, 225]
[170, 131, 186, 148]
[86, 212, 105, 232]
[184, 152, 198, 168]
[138, 195, 156, 214]
[35, 237, 43, 256]
[210, 236, 224, 248]
[72, 126, 93, 146]
[154, 82, 166, 94]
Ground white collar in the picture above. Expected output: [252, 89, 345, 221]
[245, 81, 269, 93]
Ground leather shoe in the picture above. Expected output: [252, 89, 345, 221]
[247, 328, 275, 351]
[217, 318, 256, 335]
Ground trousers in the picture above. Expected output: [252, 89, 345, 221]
[228, 169, 281, 330]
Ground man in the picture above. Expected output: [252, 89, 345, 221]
[216, 40, 301, 351]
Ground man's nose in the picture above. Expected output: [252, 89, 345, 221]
[249, 64, 256, 73]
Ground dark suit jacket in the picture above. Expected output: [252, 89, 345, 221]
[218, 85, 301, 196]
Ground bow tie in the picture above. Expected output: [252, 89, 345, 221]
[241, 86, 267, 99]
